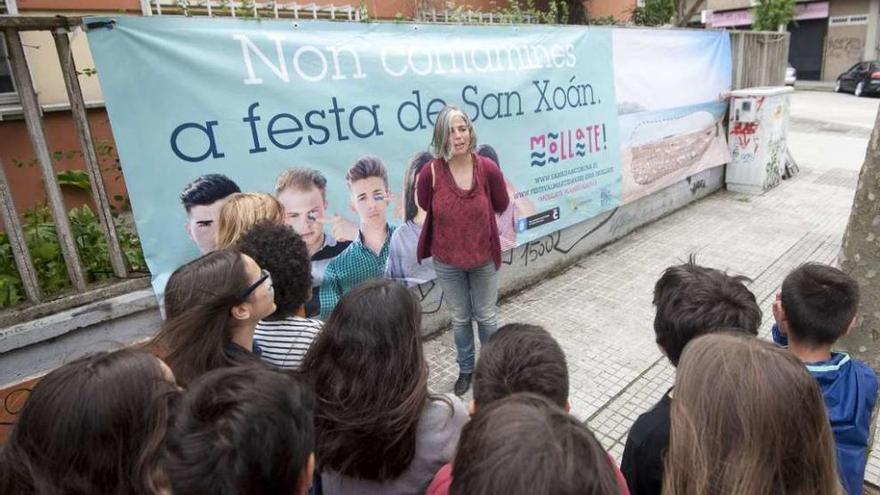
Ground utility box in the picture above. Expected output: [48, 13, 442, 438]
[726, 86, 794, 195]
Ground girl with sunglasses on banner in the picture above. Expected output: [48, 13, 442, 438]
[416, 105, 510, 396]
[150, 250, 276, 387]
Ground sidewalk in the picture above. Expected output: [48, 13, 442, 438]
[424, 93, 877, 480]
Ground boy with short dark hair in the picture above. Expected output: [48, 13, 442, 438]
[621, 258, 762, 495]
[237, 222, 322, 369]
[448, 393, 621, 495]
[179, 174, 241, 254]
[471, 323, 569, 411]
[772, 262, 878, 495]
[427, 323, 629, 495]
[319, 157, 395, 319]
[162, 365, 315, 495]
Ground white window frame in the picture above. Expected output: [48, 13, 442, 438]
[0, 37, 20, 106]
[3, 0, 19, 15]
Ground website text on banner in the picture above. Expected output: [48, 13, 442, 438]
[85, 17, 731, 317]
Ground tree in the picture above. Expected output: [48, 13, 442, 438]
[631, 0, 704, 27]
[631, 0, 675, 26]
[839, 108, 880, 372]
[674, 0, 705, 27]
[752, 0, 796, 32]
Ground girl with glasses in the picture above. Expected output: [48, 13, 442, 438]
[150, 249, 276, 386]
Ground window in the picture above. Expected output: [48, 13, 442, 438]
[0, 37, 18, 106]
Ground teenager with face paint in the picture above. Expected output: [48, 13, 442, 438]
[318, 157, 395, 320]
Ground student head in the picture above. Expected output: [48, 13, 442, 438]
[180, 174, 241, 254]
[237, 222, 312, 319]
[276, 167, 330, 254]
[153, 249, 275, 386]
[162, 365, 315, 495]
[299, 278, 427, 481]
[472, 323, 569, 413]
[653, 257, 762, 366]
[451, 393, 619, 495]
[0, 349, 178, 495]
[432, 105, 478, 161]
[663, 332, 841, 495]
[403, 151, 434, 223]
[777, 263, 859, 348]
[476, 144, 500, 166]
[215, 192, 284, 250]
[346, 156, 390, 230]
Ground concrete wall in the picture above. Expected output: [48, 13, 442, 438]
[706, 0, 751, 11]
[824, 0, 872, 81]
[18, 28, 104, 108]
[831, 0, 872, 17]
[0, 165, 724, 389]
[0, 108, 130, 214]
[586, 0, 635, 21]
[0, 289, 161, 385]
[707, 0, 824, 11]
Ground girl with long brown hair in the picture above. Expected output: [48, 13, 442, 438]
[151, 249, 276, 386]
[0, 349, 178, 495]
[663, 332, 842, 495]
[300, 279, 468, 495]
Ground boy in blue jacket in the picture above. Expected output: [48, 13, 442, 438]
[773, 263, 878, 495]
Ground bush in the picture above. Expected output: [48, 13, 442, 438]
[0, 204, 147, 308]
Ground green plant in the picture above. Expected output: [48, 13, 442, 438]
[588, 15, 618, 25]
[752, 0, 795, 32]
[631, 0, 675, 26]
[56, 170, 91, 190]
[0, 204, 147, 308]
[486, 0, 571, 25]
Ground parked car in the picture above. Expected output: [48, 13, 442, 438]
[785, 64, 797, 86]
[835, 61, 880, 97]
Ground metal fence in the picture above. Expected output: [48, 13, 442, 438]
[416, 8, 538, 24]
[0, 16, 149, 326]
[145, 1, 361, 20]
[730, 30, 791, 90]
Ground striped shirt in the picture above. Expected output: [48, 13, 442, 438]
[254, 316, 323, 369]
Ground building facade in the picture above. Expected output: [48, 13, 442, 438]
[702, 0, 880, 81]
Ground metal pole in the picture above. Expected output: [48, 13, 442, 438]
[53, 29, 128, 279]
[4, 28, 87, 290]
[0, 158, 42, 302]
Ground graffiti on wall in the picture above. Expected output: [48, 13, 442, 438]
[827, 37, 865, 62]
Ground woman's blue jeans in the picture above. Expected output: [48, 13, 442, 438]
[433, 259, 500, 374]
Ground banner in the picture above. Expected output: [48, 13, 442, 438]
[86, 17, 730, 317]
[613, 29, 731, 203]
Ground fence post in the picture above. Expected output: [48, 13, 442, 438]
[52, 28, 128, 279]
[0, 158, 42, 303]
[4, 28, 87, 291]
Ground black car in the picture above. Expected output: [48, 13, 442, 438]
[835, 61, 880, 97]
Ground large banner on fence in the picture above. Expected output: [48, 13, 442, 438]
[86, 16, 730, 316]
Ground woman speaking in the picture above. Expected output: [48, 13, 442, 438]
[416, 105, 510, 396]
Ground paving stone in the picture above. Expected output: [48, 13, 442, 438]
[425, 144, 876, 480]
